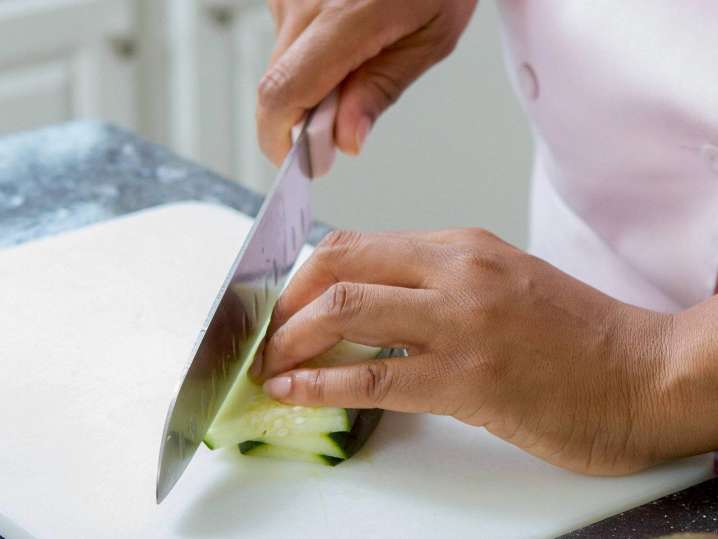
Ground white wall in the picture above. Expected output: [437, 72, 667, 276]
[312, 0, 533, 248]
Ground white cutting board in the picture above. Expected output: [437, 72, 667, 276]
[0, 202, 712, 539]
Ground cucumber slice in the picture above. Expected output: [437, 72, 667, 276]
[257, 433, 348, 459]
[205, 389, 352, 449]
[238, 408, 383, 465]
[238, 441, 344, 467]
[204, 341, 380, 452]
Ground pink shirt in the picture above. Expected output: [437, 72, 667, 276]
[497, 1, 718, 313]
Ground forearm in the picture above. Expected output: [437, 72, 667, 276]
[660, 296, 718, 459]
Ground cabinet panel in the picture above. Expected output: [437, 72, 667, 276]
[0, 0, 132, 66]
[228, 3, 276, 192]
[0, 0, 280, 193]
[193, 0, 276, 191]
[0, 0, 137, 136]
[0, 60, 71, 135]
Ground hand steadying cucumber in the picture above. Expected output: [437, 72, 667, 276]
[205, 340, 382, 465]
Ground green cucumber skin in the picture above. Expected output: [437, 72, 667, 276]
[338, 408, 382, 459]
[238, 441, 266, 453]
[320, 455, 344, 466]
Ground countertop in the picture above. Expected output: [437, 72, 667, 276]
[0, 122, 715, 539]
[0, 121, 330, 248]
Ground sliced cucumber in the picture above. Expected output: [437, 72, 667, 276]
[205, 388, 352, 449]
[238, 441, 344, 466]
[255, 432, 349, 459]
[238, 408, 383, 465]
[204, 340, 381, 461]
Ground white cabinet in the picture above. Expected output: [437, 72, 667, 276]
[0, 0, 277, 191]
[196, 0, 276, 191]
[0, 0, 138, 136]
[135, 0, 276, 191]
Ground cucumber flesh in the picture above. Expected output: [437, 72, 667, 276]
[253, 432, 349, 459]
[205, 390, 351, 449]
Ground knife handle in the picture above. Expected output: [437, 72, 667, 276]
[291, 90, 338, 178]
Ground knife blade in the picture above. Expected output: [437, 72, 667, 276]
[156, 92, 338, 503]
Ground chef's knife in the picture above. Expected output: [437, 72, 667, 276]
[156, 92, 338, 503]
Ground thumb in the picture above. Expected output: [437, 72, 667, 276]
[262, 355, 453, 413]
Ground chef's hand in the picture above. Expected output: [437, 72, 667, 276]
[257, 0, 477, 165]
[251, 229, 717, 476]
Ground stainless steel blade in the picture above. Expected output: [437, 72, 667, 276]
[155, 125, 314, 503]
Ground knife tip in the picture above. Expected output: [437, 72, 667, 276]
[156, 480, 170, 505]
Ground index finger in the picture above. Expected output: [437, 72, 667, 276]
[262, 354, 454, 414]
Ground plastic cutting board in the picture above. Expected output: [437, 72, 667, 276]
[0, 202, 712, 539]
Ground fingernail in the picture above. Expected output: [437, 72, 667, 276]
[264, 376, 292, 400]
[355, 116, 372, 154]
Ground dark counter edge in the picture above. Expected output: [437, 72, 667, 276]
[1, 122, 717, 539]
[0, 121, 332, 248]
[559, 477, 718, 538]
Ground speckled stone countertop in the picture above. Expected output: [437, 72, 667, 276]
[0, 122, 716, 539]
[0, 121, 330, 248]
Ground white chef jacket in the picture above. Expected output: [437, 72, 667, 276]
[497, 1, 718, 313]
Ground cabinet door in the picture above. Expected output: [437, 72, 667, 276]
[194, 0, 277, 191]
[0, 0, 137, 137]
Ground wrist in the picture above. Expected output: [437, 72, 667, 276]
[606, 305, 675, 470]
[652, 305, 718, 462]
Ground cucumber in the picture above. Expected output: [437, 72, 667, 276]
[238, 441, 344, 466]
[205, 388, 354, 449]
[238, 408, 383, 465]
[204, 340, 382, 464]
[254, 432, 350, 459]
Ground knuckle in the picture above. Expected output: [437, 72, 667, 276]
[308, 369, 325, 402]
[313, 230, 364, 268]
[366, 70, 404, 109]
[267, 328, 291, 358]
[354, 362, 392, 404]
[318, 229, 363, 251]
[323, 282, 363, 320]
[257, 63, 291, 110]
[453, 247, 505, 277]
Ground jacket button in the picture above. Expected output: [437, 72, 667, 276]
[519, 62, 540, 100]
[700, 143, 718, 174]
